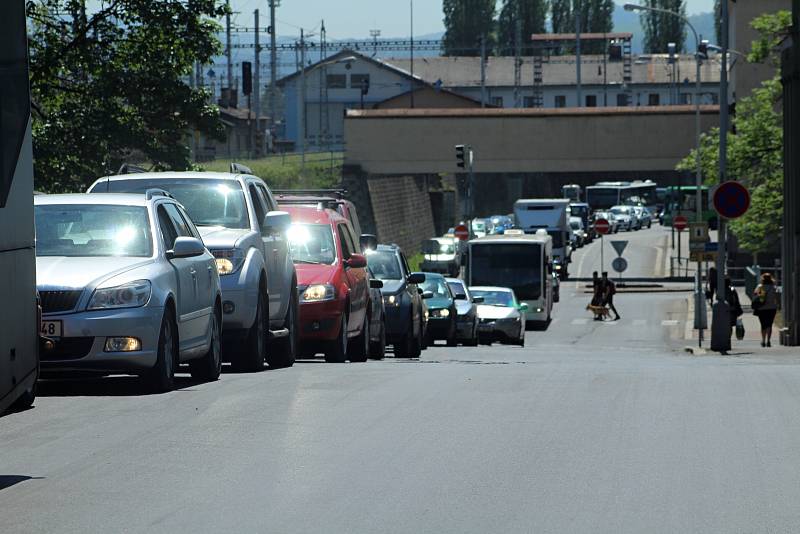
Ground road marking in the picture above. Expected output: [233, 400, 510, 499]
[571, 318, 589, 325]
[602, 320, 619, 325]
[633, 319, 647, 326]
[661, 320, 680, 326]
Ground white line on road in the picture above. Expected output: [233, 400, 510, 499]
[571, 318, 589, 325]
[662, 320, 680, 326]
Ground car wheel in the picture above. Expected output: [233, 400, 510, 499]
[11, 382, 36, 411]
[348, 314, 369, 362]
[268, 290, 297, 369]
[190, 309, 221, 382]
[518, 326, 526, 347]
[446, 320, 457, 347]
[394, 313, 415, 358]
[369, 317, 386, 360]
[325, 314, 348, 363]
[145, 308, 177, 393]
[410, 318, 423, 358]
[466, 321, 479, 346]
[233, 289, 266, 372]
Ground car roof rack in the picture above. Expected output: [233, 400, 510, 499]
[145, 188, 174, 200]
[230, 162, 253, 175]
[273, 189, 347, 199]
[118, 163, 148, 175]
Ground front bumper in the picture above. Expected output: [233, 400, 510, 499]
[455, 315, 475, 339]
[298, 298, 344, 342]
[478, 318, 522, 341]
[426, 317, 453, 340]
[218, 275, 259, 331]
[40, 306, 163, 374]
[384, 301, 412, 341]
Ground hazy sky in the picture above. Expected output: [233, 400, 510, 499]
[84, 1, 716, 40]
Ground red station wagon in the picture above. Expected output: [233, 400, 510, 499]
[282, 204, 370, 362]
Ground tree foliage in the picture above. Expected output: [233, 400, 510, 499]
[641, 0, 687, 53]
[497, 0, 548, 56]
[442, 0, 497, 56]
[27, 0, 227, 192]
[550, 0, 573, 34]
[676, 10, 791, 257]
[547, 0, 614, 53]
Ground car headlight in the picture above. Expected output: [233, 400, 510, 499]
[212, 249, 244, 275]
[88, 280, 151, 310]
[431, 308, 450, 318]
[383, 294, 401, 307]
[301, 284, 335, 302]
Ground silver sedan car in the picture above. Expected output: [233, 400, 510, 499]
[35, 193, 222, 392]
[470, 286, 527, 347]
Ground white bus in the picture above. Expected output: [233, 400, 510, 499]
[585, 180, 658, 211]
[465, 231, 554, 327]
[0, 1, 38, 414]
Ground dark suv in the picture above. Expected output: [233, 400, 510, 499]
[366, 244, 426, 358]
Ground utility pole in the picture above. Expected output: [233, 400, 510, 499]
[269, 0, 278, 132]
[253, 9, 261, 158]
[576, 12, 582, 107]
[514, 14, 522, 108]
[711, 0, 731, 352]
[299, 28, 306, 169]
[410, 0, 415, 108]
[321, 21, 327, 152]
[370, 29, 381, 55]
[480, 35, 487, 108]
[226, 0, 233, 102]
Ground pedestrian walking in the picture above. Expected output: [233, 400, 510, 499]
[601, 272, 620, 321]
[706, 266, 717, 303]
[589, 271, 605, 321]
[752, 273, 779, 347]
[724, 277, 743, 336]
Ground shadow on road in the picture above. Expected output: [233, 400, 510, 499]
[37, 374, 205, 397]
[0, 475, 44, 491]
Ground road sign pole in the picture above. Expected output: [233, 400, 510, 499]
[601, 235, 604, 274]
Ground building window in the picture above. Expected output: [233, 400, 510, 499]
[491, 96, 503, 107]
[585, 95, 597, 107]
[648, 93, 661, 106]
[350, 74, 370, 90]
[555, 95, 566, 108]
[616, 93, 628, 106]
[523, 96, 536, 108]
[326, 74, 346, 89]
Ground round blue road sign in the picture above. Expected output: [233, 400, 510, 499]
[713, 181, 750, 219]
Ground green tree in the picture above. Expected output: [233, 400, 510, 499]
[550, 0, 573, 34]
[549, 1, 614, 53]
[641, 0, 687, 53]
[497, 0, 548, 56]
[442, 0, 497, 56]
[27, 0, 227, 192]
[714, 0, 721, 45]
[676, 12, 791, 259]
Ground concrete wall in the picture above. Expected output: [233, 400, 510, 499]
[344, 106, 720, 176]
[730, 0, 791, 100]
[365, 175, 436, 255]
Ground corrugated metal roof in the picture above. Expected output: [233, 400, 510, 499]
[346, 105, 720, 119]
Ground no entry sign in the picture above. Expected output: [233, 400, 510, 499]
[454, 224, 470, 241]
[674, 215, 688, 232]
[595, 218, 611, 235]
[713, 181, 751, 219]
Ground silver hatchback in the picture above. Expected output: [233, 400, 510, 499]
[35, 193, 222, 392]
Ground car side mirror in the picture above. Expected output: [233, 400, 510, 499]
[369, 278, 383, 289]
[167, 236, 206, 259]
[417, 288, 424, 295]
[346, 253, 367, 269]
[472, 296, 484, 304]
[519, 303, 529, 312]
[407, 272, 425, 285]
[454, 293, 467, 300]
[360, 234, 378, 252]
[263, 211, 291, 235]
[422, 291, 434, 300]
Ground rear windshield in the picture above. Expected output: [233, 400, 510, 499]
[97, 178, 250, 229]
[367, 250, 403, 280]
[35, 204, 153, 257]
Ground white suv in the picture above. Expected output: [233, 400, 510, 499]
[89, 165, 298, 371]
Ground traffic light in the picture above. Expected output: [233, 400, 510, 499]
[242, 61, 252, 96]
[698, 40, 709, 59]
[360, 77, 370, 96]
[455, 145, 466, 169]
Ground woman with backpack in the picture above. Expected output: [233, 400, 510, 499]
[752, 273, 779, 347]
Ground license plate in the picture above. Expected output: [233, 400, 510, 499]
[478, 324, 494, 332]
[41, 320, 62, 338]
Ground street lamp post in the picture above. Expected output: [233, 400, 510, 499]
[625, 3, 706, 338]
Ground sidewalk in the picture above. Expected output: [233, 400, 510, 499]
[684, 287, 782, 353]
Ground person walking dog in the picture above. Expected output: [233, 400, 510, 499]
[601, 272, 620, 321]
[752, 273, 778, 347]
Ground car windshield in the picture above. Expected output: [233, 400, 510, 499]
[287, 223, 336, 265]
[611, 207, 629, 215]
[101, 178, 250, 229]
[570, 221, 581, 230]
[437, 241, 455, 254]
[470, 289, 515, 307]
[447, 281, 465, 296]
[421, 277, 452, 300]
[35, 204, 153, 257]
[367, 250, 403, 280]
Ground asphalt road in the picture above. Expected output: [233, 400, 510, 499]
[3, 228, 800, 533]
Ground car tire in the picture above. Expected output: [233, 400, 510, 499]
[234, 289, 266, 372]
[465, 322, 479, 347]
[190, 309, 221, 382]
[268, 289, 297, 369]
[145, 308, 177, 393]
[348, 315, 369, 363]
[395, 313, 415, 358]
[11, 382, 36, 411]
[410, 318, 423, 358]
[518, 327, 526, 347]
[446, 321, 457, 347]
[325, 315, 348, 363]
[369, 317, 386, 360]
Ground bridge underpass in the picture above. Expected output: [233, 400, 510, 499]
[341, 105, 720, 255]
